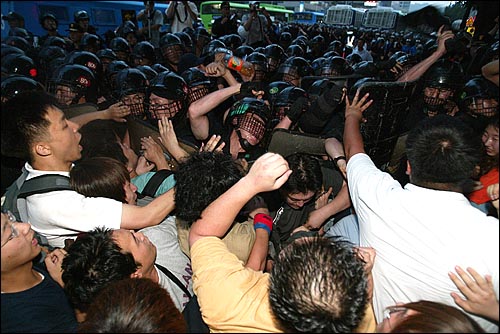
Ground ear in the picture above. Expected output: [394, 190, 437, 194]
[34, 142, 51, 157]
[130, 268, 143, 279]
[406, 160, 411, 176]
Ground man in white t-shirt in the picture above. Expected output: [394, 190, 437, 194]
[166, 1, 198, 34]
[1, 91, 175, 249]
[343, 91, 499, 332]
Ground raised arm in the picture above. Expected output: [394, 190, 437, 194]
[397, 25, 454, 83]
[481, 59, 499, 87]
[343, 91, 373, 161]
[188, 152, 291, 248]
[188, 80, 241, 140]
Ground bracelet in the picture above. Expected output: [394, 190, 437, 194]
[253, 213, 273, 235]
[254, 223, 271, 235]
[333, 156, 346, 165]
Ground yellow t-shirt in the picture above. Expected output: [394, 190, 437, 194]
[191, 237, 281, 333]
[191, 237, 377, 333]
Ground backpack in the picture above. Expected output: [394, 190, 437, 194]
[2, 167, 72, 222]
[156, 263, 209, 333]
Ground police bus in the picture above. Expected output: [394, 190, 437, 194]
[324, 4, 365, 28]
[292, 11, 325, 25]
[1, 1, 170, 40]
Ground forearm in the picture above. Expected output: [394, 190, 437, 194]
[121, 188, 175, 228]
[481, 59, 499, 86]
[245, 229, 268, 271]
[325, 137, 345, 160]
[274, 115, 293, 130]
[343, 116, 365, 160]
[305, 185, 351, 230]
[189, 176, 256, 247]
[69, 109, 107, 127]
[397, 50, 443, 83]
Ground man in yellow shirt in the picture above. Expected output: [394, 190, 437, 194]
[188, 152, 376, 332]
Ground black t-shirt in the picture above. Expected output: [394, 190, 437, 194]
[1, 266, 78, 333]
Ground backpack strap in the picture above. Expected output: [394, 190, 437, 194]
[18, 174, 72, 199]
[155, 263, 192, 298]
[141, 169, 174, 198]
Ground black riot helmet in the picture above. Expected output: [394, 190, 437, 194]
[80, 34, 102, 54]
[114, 68, 148, 117]
[147, 71, 189, 120]
[219, 34, 242, 51]
[132, 41, 156, 65]
[345, 53, 363, 66]
[43, 36, 68, 50]
[264, 44, 285, 73]
[201, 39, 226, 58]
[96, 48, 118, 61]
[74, 10, 90, 22]
[174, 31, 194, 53]
[181, 67, 212, 104]
[277, 56, 313, 85]
[1, 75, 45, 102]
[273, 86, 309, 123]
[286, 44, 304, 58]
[1, 53, 37, 79]
[321, 56, 353, 78]
[64, 50, 103, 78]
[114, 68, 148, 97]
[422, 59, 465, 112]
[278, 32, 292, 50]
[266, 80, 292, 113]
[110, 37, 130, 53]
[226, 97, 270, 152]
[37, 45, 67, 84]
[159, 33, 184, 64]
[39, 13, 58, 27]
[48, 64, 97, 105]
[459, 76, 499, 119]
[136, 65, 158, 82]
[233, 45, 254, 59]
[1, 44, 25, 58]
[246, 52, 268, 82]
[4, 36, 31, 53]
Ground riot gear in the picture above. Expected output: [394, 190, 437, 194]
[132, 41, 156, 65]
[159, 33, 183, 65]
[48, 64, 97, 105]
[321, 56, 353, 78]
[246, 52, 268, 82]
[1, 53, 37, 78]
[114, 68, 148, 117]
[1, 75, 44, 102]
[226, 97, 270, 151]
[147, 72, 189, 120]
[181, 67, 212, 104]
[264, 44, 285, 73]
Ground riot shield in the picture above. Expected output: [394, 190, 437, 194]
[127, 117, 199, 170]
[354, 80, 416, 168]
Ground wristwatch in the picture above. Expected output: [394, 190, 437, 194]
[333, 156, 346, 165]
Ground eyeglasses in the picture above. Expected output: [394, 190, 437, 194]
[1, 210, 20, 248]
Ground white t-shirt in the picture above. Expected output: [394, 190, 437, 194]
[347, 153, 499, 333]
[141, 216, 193, 312]
[168, 1, 198, 34]
[22, 163, 122, 248]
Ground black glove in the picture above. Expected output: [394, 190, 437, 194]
[286, 96, 309, 123]
[240, 81, 265, 97]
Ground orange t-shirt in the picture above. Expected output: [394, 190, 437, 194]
[469, 168, 499, 204]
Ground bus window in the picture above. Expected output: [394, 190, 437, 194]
[39, 5, 69, 22]
[91, 8, 117, 26]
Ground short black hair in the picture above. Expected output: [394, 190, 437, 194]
[174, 151, 245, 225]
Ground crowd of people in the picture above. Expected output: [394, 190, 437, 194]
[1, 1, 499, 333]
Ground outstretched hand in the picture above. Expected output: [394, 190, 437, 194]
[449, 266, 499, 322]
[345, 90, 373, 122]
